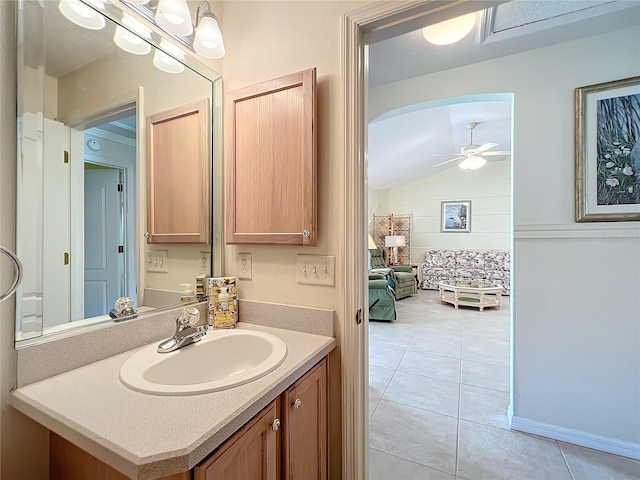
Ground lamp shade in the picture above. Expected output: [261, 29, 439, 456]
[422, 12, 475, 45]
[194, 13, 225, 59]
[114, 14, 152, 56]
[367, 234, 377, 250]
[385, 235, 406, 247]
[155, 0, 193, 36]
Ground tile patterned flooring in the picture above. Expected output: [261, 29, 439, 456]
[368, 290, 640, 480]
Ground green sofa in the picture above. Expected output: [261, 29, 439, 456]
[369, 248, 417, 300]
[368, 273, 397, 321]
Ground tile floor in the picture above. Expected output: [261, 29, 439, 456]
[368, 290, 640, 480]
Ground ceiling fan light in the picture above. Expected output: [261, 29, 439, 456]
[422, 12, 475, 46]
[58, 0, 105, 30]
[194, 13, 225, 58]
[155, 0, 193, 36]
[459, 155, 487, 171]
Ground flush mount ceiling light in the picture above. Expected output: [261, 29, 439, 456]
[114, 13, 153, 55]
[422, 12, 476, 45]
[154, 39, 185, 74]
[193, 1, 225, 59]
[459, 154, 487, 171]
[58, 0, 106, 30]
[155, 0, 193, 36]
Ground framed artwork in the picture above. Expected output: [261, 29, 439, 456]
[441, 200, 471, 233]
[575, 76, 640, 222]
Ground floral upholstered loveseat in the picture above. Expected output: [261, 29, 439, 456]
[420, 249, 510, 295]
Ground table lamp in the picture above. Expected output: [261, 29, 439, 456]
[384, 235, 405, 265]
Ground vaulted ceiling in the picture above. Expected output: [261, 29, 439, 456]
[367, 0, 640, 190]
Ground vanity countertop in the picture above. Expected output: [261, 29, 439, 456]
[9, 323, 336, 479]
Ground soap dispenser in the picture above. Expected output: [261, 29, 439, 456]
[180, 283, 195, 304]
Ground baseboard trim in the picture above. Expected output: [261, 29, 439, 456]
[510, 415, 640, 460]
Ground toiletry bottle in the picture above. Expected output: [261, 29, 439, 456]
[214, 286, 235, 328]
[180, 283, 195, 304]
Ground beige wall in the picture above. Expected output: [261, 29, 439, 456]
[221, 1, 370, 476]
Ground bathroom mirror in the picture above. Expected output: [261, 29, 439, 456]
[15, 0, 222, 343]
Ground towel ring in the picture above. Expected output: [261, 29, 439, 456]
[0, 245, 22, 303]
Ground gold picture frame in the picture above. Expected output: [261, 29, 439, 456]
[575, 76, 640, 222]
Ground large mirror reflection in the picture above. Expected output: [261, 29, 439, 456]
[16, 0, 220, 342]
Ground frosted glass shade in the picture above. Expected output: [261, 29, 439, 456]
[459, 155, 487, 170]
[422, 12, 475, 45]
[154, 40, 185, 74]
[114, 15, 152, 56]
[155, 0, 193, 36]
[58, 0, 105, 30]
[194, 14, 225, 59]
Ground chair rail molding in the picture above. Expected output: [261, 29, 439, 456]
[514, 223, 640, 239]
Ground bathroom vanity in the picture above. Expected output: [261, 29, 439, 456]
[10, 321, 335, 479]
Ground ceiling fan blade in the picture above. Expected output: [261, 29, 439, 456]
[482, 150, 511, 156]
[433, 153, 463, 156]
[433, 156, 465, 167]
[475, 142, 498, 153]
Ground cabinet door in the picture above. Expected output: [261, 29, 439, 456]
[195, 400, 280, 480]
[146, 98, 211, 244]
[282, 359, 327, 480]
[225, 68, 317, 246]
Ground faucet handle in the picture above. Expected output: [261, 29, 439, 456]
[177, 306, 200, 328]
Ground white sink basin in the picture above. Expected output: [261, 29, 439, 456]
[119, 329, 287, 395]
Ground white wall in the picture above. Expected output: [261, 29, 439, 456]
[374, 160, 511, 265]
[370, 25, 640, 449]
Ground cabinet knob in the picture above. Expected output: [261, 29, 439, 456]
[144, 232, 150, 239]
[271, 418, 280, 432]
[302, 229, 311, 239]
[293, 398, 302, 410]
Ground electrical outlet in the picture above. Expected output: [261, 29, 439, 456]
[199, 251, 210, 273]
[238, 253, 252, 280]
[296, 255, 335, 286]
[146, 250, 168, 273]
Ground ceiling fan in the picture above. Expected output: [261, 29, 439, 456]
[433, 122, 510, 170]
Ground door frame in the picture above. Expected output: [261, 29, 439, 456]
[341, 1, 504, 477]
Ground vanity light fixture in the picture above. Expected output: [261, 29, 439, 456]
[114, 13, 153, 55]
[459, 154, 487, 171]
[422, 12, 476, 45]
[154, 39, 186, 74]
[155, 0, 193, 36]
[193, 1, 225, 59]
[58, 0, 106, 30]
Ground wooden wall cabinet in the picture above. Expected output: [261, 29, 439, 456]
[225, 68, 317, 246]
[146, 98, 211, 244]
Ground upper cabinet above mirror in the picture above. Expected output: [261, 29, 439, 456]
[15, 0, 222, 343]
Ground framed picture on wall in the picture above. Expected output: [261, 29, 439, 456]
[441, 200, 471, 233]
[575, 76, 640, 222]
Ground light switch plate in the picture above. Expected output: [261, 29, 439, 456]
[238, 253, 252, 280]
[296, 255, 335, 286]
[146, 250, 168, 273]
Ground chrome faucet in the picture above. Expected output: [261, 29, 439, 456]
[157, 307, 208, 353]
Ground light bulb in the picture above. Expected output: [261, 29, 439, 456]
[459, 155, 486, 170]
[422, 12, 475, 46]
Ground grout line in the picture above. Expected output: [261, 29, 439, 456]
[368, 447, 456, 478]
[558, 441, 577, 480]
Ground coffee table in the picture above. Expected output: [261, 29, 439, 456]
[437, 280, 502, 311]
